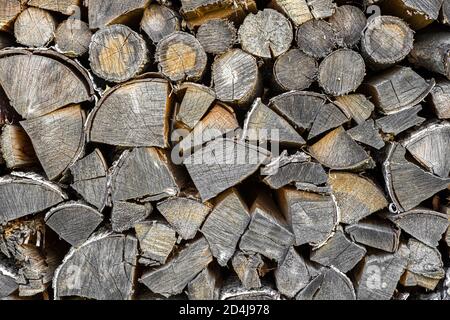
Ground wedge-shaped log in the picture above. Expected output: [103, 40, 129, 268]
[334, 94, 375, 125]
[187, 265, 221, 300]
[88, 0, 151, 29]
[55, 19, 92, 58]
[347, 120, 385, 150]
[111, 201, 152, 232]
[0, 124, 37, 169]
[141, 4, 180, 44]
[430, 80, 450, 119]
[273, 49, 317, 91]
[196, 19, 236, 55]
[271, 0, 312, 26]
[14, 7, 56, 47]
[381, 0, 443, 30]
[375, 105, 425, 136]
[308, 103, 348, 140]
[27, 0, 81, 15]
[329, 5, 366, 47]
[232, 251, 265, 289]
[296, 20, 336, 59]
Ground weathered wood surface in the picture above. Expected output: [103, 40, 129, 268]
[296, 20, 336, 59]
[0, 124, 37, 169]
[187, 265, 221, 300]
[329, 5, 366, 47]
[196, 19, 236, 55]
[273, 49, 317, 91]
[347, 119, 385, 149]
[375, 104, 425, 136]
[232, 251, 265, 289]
[430, 80, 450, 119]
[141, 4, 180, 44]
[0, 0, 25, 32]
[308, 103, 348, 140]
[27, 0, 80, 15]
[88, 0, 151, 29]
[334, 94, 375, 125]
[14, 7, 56, 47]
[55, 19, 92, 58]
[271, 0, 312, 27]
[111, 201, 152, 232]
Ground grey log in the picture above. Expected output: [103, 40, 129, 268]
[430, 79, 450, 119]
[0, 124, 38, 169]
[296, 20, 336, 59]
[375, 105, 425, 136]
[347, 119, 385, 150]
[111, 201, 152, 232]
[273, 49, 317, 91]
[196, 19, 236, 55]
[232, 251, 265, 289]
[328, 5, 367, 47]
[141, 4, 180, 44]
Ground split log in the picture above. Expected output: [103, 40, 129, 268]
[238, 9, 293, 59]
[383, 143, 450, 212]
[21, 105, 85, 180]
[27, 0, 80, 15]
[239, 192, 295, 262]
[44, 202, 103, 246]
[0, 0, 25, 32]
[347, 119, 385, 149]
[360, 15, 414, 69]
[155, 31, 207, 82]
[273, 49, 317, 91]
[55, 19, 92, 58]
[430, 79, 450, 119]
[187, 265, 221, 300]
[157, 196, 212, 240]
[307, 0, 336, 19]
[409, 29, 450, 80]
[308, 127, 374, 171]
[295, 183, 331, 194]
[295, 20, 336, 59]
[54, 232, 138, 300]
[308, 103, 348, 140]
[318, 49, 366, 96]
[201, 188, 251, 266]
[328, 172, 388, 224]
[232, 251, 265, 289]
[0, 124, 37, 169]
[212, 49, 262, 107]
[271, 0, 312, 27]
[328, 5, 366, 47]
[277, 188, 337, 246]
[363, 66, 435, 114]
[140, 4, 180, 44]
[14, 7, 56, 47]
[345, 218, 400, 253]
[441, 0, 450, 25]
[334, 94, 375, 125]
[88, 0, 151, 29]
[376, 105, 425, 137]
[0, 257, 18, 298]
[196, 19, 236, 55]
[139, 237, 213, 297]
[89, 24, 149, 83]
[183, 138, 271, 201]
[111, 201, 152, 232]
[220, 277, 281, 300]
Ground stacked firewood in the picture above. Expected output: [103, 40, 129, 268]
[0, 0, 449, 300]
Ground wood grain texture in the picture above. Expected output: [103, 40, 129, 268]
[307, 0, 336, 19]
[141, 4, 180, 44]
[14, 7, 56, 47]
[88, 0, 151, 29]
[347, 119, 385, 149]
[196, 19, 236, 55]
[329, 5, 366, 47]
[232, 251, 264, 289]
[271, 0, 312, 26]
[27, 0, 81, 15]
[187, 265, 221, 300]
[0, 257, 18, 298]
[55, 19, 92, 58]
[430, 79, 450, 119]
[0, 0, 25, 32]
[441, 0, 450, 25]
[296, 20, 336, 59]
[111, 201, 152, 232]
[334, 94, 375, 125]
[308, 103, 348, 140]
[375, 104, 425, 136]
[273, 49, 317, 91]
[0, 124, 37, 169]
[381, 0, 444, 29]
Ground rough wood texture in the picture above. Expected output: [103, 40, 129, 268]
[55, 19, 92, 58]
[27, 0, 80, 15]
[442, 0, 450, 25]
[0, 0, 25, 32]
[14, 7, 56, 47]
[381, 0, 443, 30]
[308, 103, 348, 140]
[220, 278, 281, 300]
[238, 9, 293, 59]
[347, 119, 385, 149]
[307, 0, 336, 19]
[232, 251, 264, 289]
[273, 49, 317, 91]
[0, 124, 37, 169]
[296, 20, 336, 59]
[329, 5, 366, 47]
[196, 19, 236, 55]
[141, 4, 180, 44]
[111, 201, 152, 232]
[271, 0, 312, 26]
[88, 0, 151, 29]
[0, 257, 18, 298]
[334, 94, 375, 125]
[375, 104, 425, 136]
[187, 266, 221, 300]
[430, 79, 450, 119]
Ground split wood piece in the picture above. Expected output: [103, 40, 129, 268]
[355, 245, 409, 300]
[388, 209, 449, 248]
[0, 32, 13, 49]
[21, 105, 85, 180]
[88, 77, 172, 148]
[444, 206, 450, 249]
[261, 151, 327, 189]
[156, 32, 207, 82]
[329, 172, 388, 224]
[187, 265, 221, 300]
[269, 91, 326, 131]
[201, 188, 251, 266]
[183, 138, 271, 201]
[232, 251, 265, 289]
[347, 119, 385, 149]
[212, 49, 262, 107]
[140, 237, 213, 297]
[111, 201, 152, 233]
[14, 7, 56, 47]
[44, 202, 103, 247]
[363, 66, 435, 115]
[306, 0, 336, 19]
[345, 218, 400, 253]
[308, 103, 348, 140]
[175, 82, 216, 129]
[55, 19, 92, 58]
[277, 188, 336, 246]
[295, 20, 336, 59]
[0, 49, 94, 119]
[70, 149, 108, 210]
[0, 124, 37, 169]
[381, 0, 443, 30]
[243, 98, 306, 147]
[141, 4, 180, 44]
[273, 49, 317, 91]
[402, 122, 450, 178]
[309, 127, 374, 171]
[220, 277, 281, 300]
[239, 192, 295, 262]
[296, 267, 356, 300]
[334, 94, 374, 125]
[196, 19, 236, 55]
[328, 5, 366, 47]
[238, 9, 293, 59]
[157, 197, 211, 240]
[295, 183, 331, 194]
[430, 79, 450, 119]
[271, 0, 313, 27]
[135, 220, 177, 266]
[180, 0, 257, 29]
[274, 246, 310, 298]
[0, 0, 25, 32]
[53, 232, 138, 300]
[0, 257, 18, 298]
[408, 29, 450, 80]
[361, 15, 414, 70]
[88, 0, 151, 29]
[89, 24, 149, 83]
[383, 143, 450, 212]
[110, 147, 185, 203]
[375, 104, 425, 136]
[27, 0, 80, 15]
[442, 0, 450, 25]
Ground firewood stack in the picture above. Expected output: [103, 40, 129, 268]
[0, 0, 449, 301]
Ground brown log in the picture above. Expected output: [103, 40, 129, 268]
[27, 0, 81, 15]
[232, 251, 265, 289]
[88, 0, 151, 29]
[334, 94, 375, 125]
[0, 0, 25, 32]
[271, 0, 312, 27]
[0, 124, 38, 169]
[196, 19, 236, 55]
[14, 7, 56, 47]
[140, 4, 180, 44]
[187, 265, 221, 300]
[55, 19, 92, 58]
[430, 79, 450, 119]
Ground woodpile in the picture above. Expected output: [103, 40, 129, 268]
[0, 0, 450, 301]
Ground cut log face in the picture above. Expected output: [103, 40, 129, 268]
[141, 4, 180, 44]
[0, 124, 37, 169]
[273, 49, 317, 91]
[53, 232, 138, 300]
[430, 80, 450, 119]
[14, 7, 56, 47]
[21, 105, 85, 180]
[0, 258, 18, 298]
[381, 0, 443, 30]
[442, 0, 450, 25]
[212, 49, 262, 107]
[0, 49, 93, 119]
[0, 0, 24, 32]
[238, 9, 293, 59]
[277, 188, 337, 246]
[271, 0, 312, 27]
[296, 20, 336, 59]
[44, 202, 103, 247]
[89, 77, 172, 148]
[196, 19, 236, 55]
[220, 277, 281, 300]
[375, 104, 425, 136]
[308, 103, 348, 140]
[329, 172, 388, 224]
[88, 0, 151, 29]
[157, 197, 211, 240]
[55, 19, 92, 58]
[187, 266, 221, 300]
[139, 237, 213, 297]
[201, 188, 251, 266]
[111, 201, 152, 232]
[347, 119, 385, 150]
[232, 251, 264, 289]
[328, 5, 367, 47]
[334, 94, 375, 125]
[27, 0, 80, 15]
[307, 0, 336, 19]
